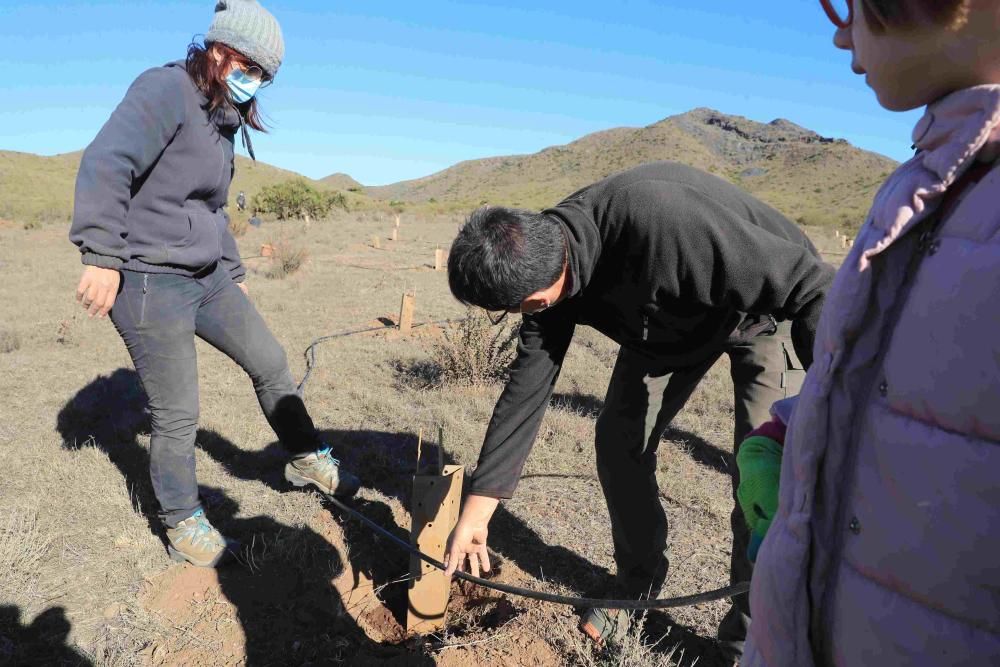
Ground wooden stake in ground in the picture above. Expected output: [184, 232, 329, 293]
[395, 214, 401, 228]
[434, 248, 446, 272]
[843, 236, 852, 249]
[371, 236, 381, 250]
[407, 431, 463, 636]
[391, 228, 399, 242]
[399, 293, 415, 333]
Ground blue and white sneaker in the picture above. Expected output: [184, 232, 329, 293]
[284, 446, 361, 497]
[165, 510, 233, 568]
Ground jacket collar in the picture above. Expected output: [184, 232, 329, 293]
[546, 204, 603, 299]
[861, 85, 1000, 269]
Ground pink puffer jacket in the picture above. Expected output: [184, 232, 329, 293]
[743, 86, 1000, 666]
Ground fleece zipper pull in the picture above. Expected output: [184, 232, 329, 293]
[642, 314, 649, 341]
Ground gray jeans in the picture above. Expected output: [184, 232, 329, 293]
[110, 264, 321, 528]
[593, 321, 804, 647]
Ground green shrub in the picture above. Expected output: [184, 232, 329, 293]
[252, 179, 348, 221]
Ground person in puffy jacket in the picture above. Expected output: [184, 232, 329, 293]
[739, 1, 1000, 664]
[69, 0, 360, 568]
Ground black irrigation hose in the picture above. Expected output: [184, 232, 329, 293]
[301, 321, 750, 609]
[323, 493, 749, 609]
[297, 318, 456, 393]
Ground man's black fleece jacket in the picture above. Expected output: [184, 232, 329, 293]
[468, 161, 835, 499]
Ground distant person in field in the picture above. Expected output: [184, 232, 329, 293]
[69, 0, 360, 569]
[237, 190, 247, 211]
[736, 1, 1000, 665]
[442, 161, 835, 655]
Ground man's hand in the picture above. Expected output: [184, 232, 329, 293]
[76, 266, 121, 318]
[237, 282, 249, 295]
[444, 494, 500, 578]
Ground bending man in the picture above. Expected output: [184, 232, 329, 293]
[442, 161, 834, 657]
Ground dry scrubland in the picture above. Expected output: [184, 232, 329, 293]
[0, 212, 847, 666]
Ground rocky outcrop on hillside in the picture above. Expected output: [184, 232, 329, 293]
[668, 108, 848, 166]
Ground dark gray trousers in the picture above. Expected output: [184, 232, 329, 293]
[110, 264, 321, 528]
[593, 322, 804, 648]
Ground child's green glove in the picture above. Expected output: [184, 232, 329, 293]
[737, 417, 786, 562]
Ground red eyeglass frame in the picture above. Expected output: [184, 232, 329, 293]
[820, 0, 853, 28]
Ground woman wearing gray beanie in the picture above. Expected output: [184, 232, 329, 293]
[68, 0, 361, 568]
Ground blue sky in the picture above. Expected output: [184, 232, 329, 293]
[0, 1, 920, 185]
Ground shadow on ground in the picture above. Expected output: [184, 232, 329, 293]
[552, 391, 735, 475]
[56, 369, 432, 666]
[56, 369, 735, 666]
[0, 606, 92, 666]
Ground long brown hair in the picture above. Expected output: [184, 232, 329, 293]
[185, 41, 268, 132]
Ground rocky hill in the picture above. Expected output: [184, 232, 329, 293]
[363, 108, 897, 229]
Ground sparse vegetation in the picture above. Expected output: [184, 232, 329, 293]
[0, 112, 872, 666]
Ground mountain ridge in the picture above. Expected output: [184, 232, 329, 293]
[351, 108, 895, 229]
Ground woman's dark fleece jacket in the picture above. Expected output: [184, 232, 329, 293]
[469, 161, 835, 498]
[70, 61, 245, 282]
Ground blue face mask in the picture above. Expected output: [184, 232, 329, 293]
[226, 68, 262, 104]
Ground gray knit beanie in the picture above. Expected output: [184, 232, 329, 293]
[206, 0, 284, 78]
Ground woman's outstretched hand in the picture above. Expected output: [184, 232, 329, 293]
[76, 266, 121, 318]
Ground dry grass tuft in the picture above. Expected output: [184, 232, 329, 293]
[0, 329, 20, 353]
[597, 615, 685, 667]
[547, 611, 688, 667]
[264, 241, 308, 279]
[229, 214, 249, 238]
[0, 508, 53, 606]
[428, 311, 520, 386]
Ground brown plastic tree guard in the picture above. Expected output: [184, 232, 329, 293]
[399, 293, 415, 333]
[407, 431, 463, 635]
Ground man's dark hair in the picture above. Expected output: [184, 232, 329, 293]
[448, 206, 567, 311]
